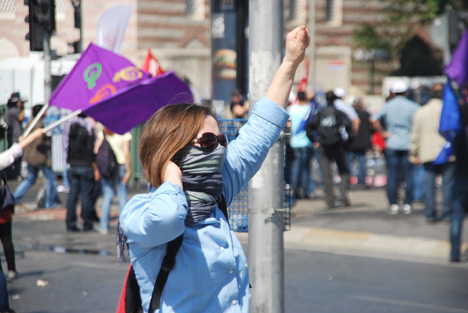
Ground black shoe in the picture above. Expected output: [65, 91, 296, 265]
[67, 226, 81, 232]
[450, 257, 461, 263]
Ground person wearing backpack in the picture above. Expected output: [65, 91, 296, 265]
[63, 114, 100, 232]
[95, 126, 132, 235]
[306, 90, 352, 208]
[118, 26, 310, 313]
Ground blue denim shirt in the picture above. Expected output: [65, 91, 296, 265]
[120, 97, 289, 313]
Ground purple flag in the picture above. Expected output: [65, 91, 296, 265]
[50, 43, 193, 134]
[446, 31, 468, 86]
[50, 43, 150, 112]
[83, 72, 193, 134]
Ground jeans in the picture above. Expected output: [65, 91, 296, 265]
[100, 164, 129, 231]
[450, 176, 468, 260]
[347, 149, 367, 185]
[319, 144, 350, 207]
[423, 162, 455, 220]
[62, 158, 70, 190]
[291, 147, 315, 197]
[0, 269, 9, 312]
[413, 163, 425, 201]
[66, 166, 96, 231]
[386, 149, 414, 205]
[13, 165, 58, 208]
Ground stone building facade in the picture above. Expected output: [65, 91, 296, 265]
[0, 0, 433, 98]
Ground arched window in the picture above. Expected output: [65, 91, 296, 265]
[186, 0, 205, 20]
[325, 0, 342, 26]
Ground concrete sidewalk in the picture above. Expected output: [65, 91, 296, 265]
[239, 186, 468, 264]
[8, 179, 468, 265]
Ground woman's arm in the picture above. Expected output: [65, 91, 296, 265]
[18, 128, 44, 150]
[222, 26, 310, 204]
[120, 182, 187, 249]
[265, 26, 310, 109]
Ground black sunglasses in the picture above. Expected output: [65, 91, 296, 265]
[191, 132, 228, 152]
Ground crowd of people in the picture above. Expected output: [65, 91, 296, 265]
[1, 93, 133, 235]
[1, 24, 468, 312]
[288, 80, 468, 262]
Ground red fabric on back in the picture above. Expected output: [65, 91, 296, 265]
[116, 265, 133, 313]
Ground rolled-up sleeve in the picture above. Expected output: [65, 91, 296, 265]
[120, 182, 189, 250]
[222, 97, 289, 205]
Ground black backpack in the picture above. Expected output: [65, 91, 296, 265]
[96, 138, 118, 178]
[307, 106, 350, 147]
[116, 196, 228, 313]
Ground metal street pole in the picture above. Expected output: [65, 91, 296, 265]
[248, 1, 285, 313]
[44, 32, 52, 104]
[307, 0, 316, 91]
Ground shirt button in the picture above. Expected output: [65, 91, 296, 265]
[232, 300, 238, 305]
[245, 263, 248, 268]
[220, 247, 225, 251]
[228, 269, 234, 274]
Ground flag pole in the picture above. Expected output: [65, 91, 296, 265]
[22, 104, 50, 137]
[43, 109, 82, 133]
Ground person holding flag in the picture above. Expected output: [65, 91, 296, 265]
[410, 84, 455, 223]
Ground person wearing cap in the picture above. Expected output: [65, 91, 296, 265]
[371, 81, 420, 215]
[5, 93, 26, 180]
[333, 87, 360, 136]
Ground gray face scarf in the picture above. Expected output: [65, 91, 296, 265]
[172, 143, 226, 225]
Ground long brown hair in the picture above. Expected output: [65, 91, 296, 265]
[139, 103, 217, 188]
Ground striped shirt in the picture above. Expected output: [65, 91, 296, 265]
[373, 96, 420, 151]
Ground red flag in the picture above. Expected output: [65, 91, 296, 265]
[141, 48, 166, 77]
[291, 58, 310, 105]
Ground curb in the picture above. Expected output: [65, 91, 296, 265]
[235, 226, 468, 262]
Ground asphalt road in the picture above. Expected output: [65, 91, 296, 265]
[5, 240, 468, 313]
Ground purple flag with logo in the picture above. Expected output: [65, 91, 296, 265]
[50, 43, 192, 134]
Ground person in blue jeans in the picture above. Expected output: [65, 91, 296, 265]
[449, 101, 468, 262]
[372, 81, 419, 214]
[13, 105, 58, 208]
[288, 91, 316, 199]
[410, 84, 455, 222]
[95, 126, 132, 234]
[64, 114, 100, 232]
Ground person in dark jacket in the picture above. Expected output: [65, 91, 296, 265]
[348, 98, 373, 188]
[64, 114, 101, 232]
[307, 90, 352, 208]
[5, 93, 26, 180]
[449, 97, 468, 262]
